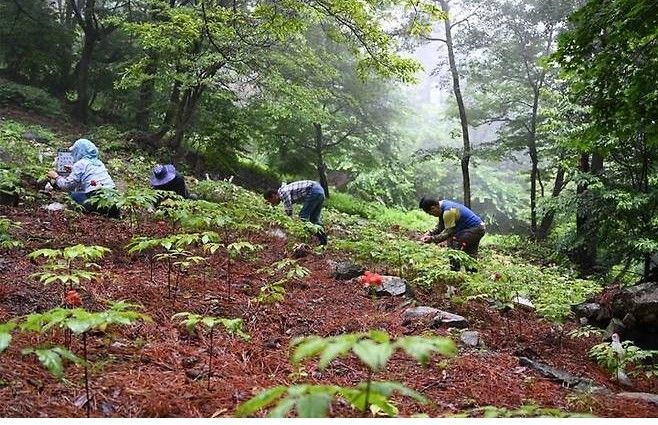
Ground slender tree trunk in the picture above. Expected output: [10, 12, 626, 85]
[439, 0, 471, 207]
[313, 122, 330, 197]
[528, 86, 540, 237]
[574, 153, 603, 274]
[72, 0, 97, 123]
[536, 166, 565, 240]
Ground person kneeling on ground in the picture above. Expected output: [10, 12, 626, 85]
[47, 138, 120, 218]
[264, 180, 328, 245]
[419, 196, 486, 272]
[150, 163, 194, 199]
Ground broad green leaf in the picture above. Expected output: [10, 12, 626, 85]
[0, 331, 12, 353]
[296, 393, 332, 418]
[352, 340, 393, 372]
[235, 386, 287, 417]
[396, 336, 456, 366]
[317, 338, 355, 369]
[267, 397, 296, 418]
[291, 337, 328, 364]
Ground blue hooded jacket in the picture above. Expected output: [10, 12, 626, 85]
[55, 139, 115, 193]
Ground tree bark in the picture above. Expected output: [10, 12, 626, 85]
[313, 122, 330, 197]
[71, 0, 97, 123]
[438, 0, 471, 207]
[536, 165, 565, 240]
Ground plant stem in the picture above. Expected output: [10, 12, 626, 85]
[83, 332, 91, 418]
[208, 326, 214, 391]
[363, 369, 372, 417]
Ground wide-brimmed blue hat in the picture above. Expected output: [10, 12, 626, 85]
[150, 164, 176, 186]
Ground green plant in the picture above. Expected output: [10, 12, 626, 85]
[224, 241, 261, 301]
[0, 216, 22, 249]
[154, 249, 205, 298]
[255, 259, 310, 304]
[589, 340, 658, 379]
[28, 244, 111, 295]
[567, 325, 605, 339]
[236, 330, 456, 418]
[172, 313, 249, 389]
[17, 301, 150, 417]
[451, 403, 593, 418]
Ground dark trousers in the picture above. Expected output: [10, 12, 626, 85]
[70, 191, 121, 219]
[299, 184, 327, 245]
[447, 225, 486, 271]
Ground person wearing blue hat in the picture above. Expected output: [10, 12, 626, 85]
[149, 164, 190, 199]
[47, 138, 119, 218]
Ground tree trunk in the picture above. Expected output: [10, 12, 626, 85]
[528, 86, 541, 237]
[72, 0, 97, 123]
[536, 166, 565, 240]
[313, 122, 330, 197]
[439, 0, 471, 207]
[574, 152, 603, 274]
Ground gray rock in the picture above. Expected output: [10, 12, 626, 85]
[518, 357, 594, 389]
[402, 306, 439, 325]
[613, 282, 658, 327]
[22, 132, 50, 143]
[267, 228, 287, 240]
[375, 275, 407, 296]
[617, 392, 658, 406]
[42, 202, 65, 212]
[513, 296, 535, 310]
[431, 311, 469, 328]
[603, 318, 625, 340]
[331, 261, 365, 280]
[572, 302, 602, 319]
[460, 330, 482, 347]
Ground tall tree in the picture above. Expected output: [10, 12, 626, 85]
[556, 0, 658, 278]
[460, 0, 579, 237]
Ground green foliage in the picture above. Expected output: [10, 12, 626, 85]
[291, 331, 456, 371]
[0, 80, 63, 116]
[0, 217, 22, 249]
[0, 321, 17, 353]
[21, 346, 83, 379]
[589, 340, 658, 379]
[28, 244, 111, 291]
[6, 302, 150, 380]
[172, 313, 249, 340]
[255, 259, 310, 304]
[567, 325, 604, 339]
[452, 403, 593, 418]
[238, 331, 455, 418]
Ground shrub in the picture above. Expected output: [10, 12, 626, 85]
[0, 80, 62, 116]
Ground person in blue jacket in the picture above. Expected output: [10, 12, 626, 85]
[47, 138, 119, 218]
[419, 196, 486, 271]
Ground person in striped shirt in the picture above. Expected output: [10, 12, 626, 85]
[264, 180, 328, 245]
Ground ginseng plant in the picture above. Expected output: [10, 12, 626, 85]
[237, 330, 457, 418]
[28, 244, 111, 295]
[205, 240, 261, 302]
[172, 312, 250, 389]
[255, 258, 310, 304]
[16, 301, 151, 417]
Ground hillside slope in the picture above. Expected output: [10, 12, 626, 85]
[0, 112, 656, 418]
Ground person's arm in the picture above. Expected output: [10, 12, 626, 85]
[426, 208, 459, 243]
[54, 161, 84, 191]
[280, 189, 293, 216]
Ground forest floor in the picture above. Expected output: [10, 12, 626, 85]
[0, 204, 657, 418]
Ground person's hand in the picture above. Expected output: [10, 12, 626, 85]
[47, 170, 59, 179]
[420, 234, 432, 243]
